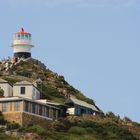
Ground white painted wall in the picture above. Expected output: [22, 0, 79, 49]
[13, 85, 40, 100]
[66, 108, 75, 115]
[12, 45, 32, 53]
[0, 83, 13, 97]
[13, 40, 32, 45]
[32, 86, 40, 100]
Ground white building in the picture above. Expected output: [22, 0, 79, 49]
[13, 81, 40, 100]
[0, 78, 13, 97]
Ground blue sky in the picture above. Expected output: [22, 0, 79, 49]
[0, 0, 140, 122]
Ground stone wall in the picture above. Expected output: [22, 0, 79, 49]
[3, 112, 22, 125]
[22, 112, 52, 128]
[3, 112, 52, 128]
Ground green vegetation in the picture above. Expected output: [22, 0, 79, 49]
[68, 126, 87, 135]
[6, 122, 20, 130]
[23, 125, 47, 136]
[16, 118, 137, 140]
[37, 84, 66, 103]
[0, 118, 139, 140]
[0, 59, 140, 139]
[0, 133, 19, 140]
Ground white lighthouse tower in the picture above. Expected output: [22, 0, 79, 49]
[11, 28, 34, 58]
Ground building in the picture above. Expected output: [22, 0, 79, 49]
[0, 97, 59, 126]
[0, 77, 101, 127]
[0, 79, 59, 127]
[0, 78, 13, 97]
[13, 81, 40, 100]
[0, 79, 60, 126]
[65, 97, 100, 116]
[11, 28, 34, 58]
[37, 100, 68, 118]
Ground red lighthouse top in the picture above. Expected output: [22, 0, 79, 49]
[15, 28, 31, 35]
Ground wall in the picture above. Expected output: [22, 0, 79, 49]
[3, 112, 52, 128]
[0, 99, 58, 127]
[13, 85, 33, 99]
[0, 101, 23, 113]
[22, 112, 51, 128]
[13, 45, 32, 53]
[12, 39, 33, 53]
[32, 87, 40, 100]
[3, 112, 23, 125]
[13, 85, 40, 100]
[0, 83, 13, 97]
[1, 103, 53, 127]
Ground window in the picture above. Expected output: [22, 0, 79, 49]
[20, 87, 25, 94]
[10, 102, 12, 111]
[35, 104, 38, 114]
[25, 34, 28, 40]
[46, 107, 49, 117]
[17, 34, 20, 40]
[21, 34, 24, 39]
[32, 103, 36, 114]
[25, 101, 29, 112]
[53, 110, 57, 119]
[2, 102, 8, 112]
[42, 106, 46, 116]
[39, 105, 42, 115]
[49, 108, 53, 118]
[14, 101, 20, 111]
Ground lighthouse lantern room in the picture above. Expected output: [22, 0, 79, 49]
[11, 28, 34, 58]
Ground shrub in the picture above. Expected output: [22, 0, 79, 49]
[26, 125, 46, 135]
[79, 120, 107, 136]
[50, 121, 66, 131]
[106, 112, 120, 123]
[0, 111, 6, 125]
[68, 126, 87, 135]
[86, 127, 93, 133]
[6, 122, 20, 130]
[105, 123, 137, 140]
[62, 135, 96, 140]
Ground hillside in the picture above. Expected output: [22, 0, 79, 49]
[0, 115, 140, 140]
[0, 57, 140, 140]
[0, 58, 95, 105]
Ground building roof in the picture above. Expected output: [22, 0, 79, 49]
[0, 78, 8, 83]
[14, 80, 40, 93]
[0, 96, 59, 110]
[0, 97, 20, 101]
[36, 99, 67, 107]
[14, 81, 33, 85]
[15, 28, 30, 35]
[66, 97, 99, 112]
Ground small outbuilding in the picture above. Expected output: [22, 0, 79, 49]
[65, 97, 100, 116]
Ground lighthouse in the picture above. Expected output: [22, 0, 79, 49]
[11, 28, 34, 58]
